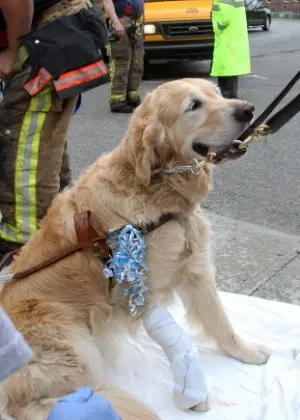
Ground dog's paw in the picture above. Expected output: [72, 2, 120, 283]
[226, 338, 272, 365]
[192, 396, 212, 412]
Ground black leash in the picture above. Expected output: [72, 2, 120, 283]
[238, 70, 300, 144]
[213, 70, 300, 162]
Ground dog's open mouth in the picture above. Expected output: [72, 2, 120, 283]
[192, 139, 248, 162]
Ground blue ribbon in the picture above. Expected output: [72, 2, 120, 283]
[103, 225, 148, 316]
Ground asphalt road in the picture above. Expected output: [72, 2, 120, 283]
[68, 19, 300, 236]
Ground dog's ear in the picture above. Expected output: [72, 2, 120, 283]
[136, 121, 165, 186]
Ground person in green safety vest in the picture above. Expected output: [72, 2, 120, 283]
[210, 0, 251, 99]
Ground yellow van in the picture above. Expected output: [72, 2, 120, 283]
[143, 0, 214, 64]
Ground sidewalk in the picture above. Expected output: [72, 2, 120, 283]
[206, 211, 300, 305]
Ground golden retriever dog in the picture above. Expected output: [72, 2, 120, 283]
[0, 78, 271, 419]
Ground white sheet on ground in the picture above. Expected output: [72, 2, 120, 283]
[103, 292, 300, 419]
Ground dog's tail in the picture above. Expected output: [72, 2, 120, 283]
[96, 386, 160, 420]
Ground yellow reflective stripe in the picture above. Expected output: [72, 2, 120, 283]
[107, 44, 114, 100]
[128, 90, 140, 100]
[0, 88, 52, 244]
[0, 226, 17, 242]
[1, 223, 18, 233]
[108, 60, 126, 102]
[12, 45, 30, 73]
[29, 93, 51, 235]
[107, 44, 127, 103]
[110, 94, 126, 100]
[109, 57, 115, 100]
[0, 215, 20, 243]
[15, 101, 31, 242]
[14, 90, 52, 243]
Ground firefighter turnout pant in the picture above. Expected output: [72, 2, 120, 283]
[0, 0, 89, 253]
[107, 16, 144, 106]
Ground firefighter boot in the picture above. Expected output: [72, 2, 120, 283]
[127, 97, 141, 108]
[127, 90, 141, 108]
[110, 102, 134, 113]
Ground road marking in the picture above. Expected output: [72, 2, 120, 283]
[252, 53, 300, 61]
[246, 74, 268, 80]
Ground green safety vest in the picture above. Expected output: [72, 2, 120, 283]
[210, 0, 251, 77]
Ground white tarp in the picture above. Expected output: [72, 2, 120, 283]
[104, 292, 300, 419]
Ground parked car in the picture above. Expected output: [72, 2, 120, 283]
[245, 0, 272, 31]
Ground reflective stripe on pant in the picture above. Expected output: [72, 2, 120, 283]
[0, 0, 89, 246]
[107, 16, 144, 105]
[0, 69, 77, 244]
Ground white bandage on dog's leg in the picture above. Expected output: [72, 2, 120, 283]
[143, 306, 209, 410]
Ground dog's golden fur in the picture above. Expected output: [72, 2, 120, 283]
[0, 78, 271, 419]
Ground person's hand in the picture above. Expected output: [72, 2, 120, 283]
[47, 387, 121, 420]
[0, 49, 16, 79]
[112, 20, 125, 38]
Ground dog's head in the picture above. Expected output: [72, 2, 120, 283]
[128, 78, 254, 185]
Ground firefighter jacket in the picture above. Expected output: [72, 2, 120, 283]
[20, 6, 109, 99]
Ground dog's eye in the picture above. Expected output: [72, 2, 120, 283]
[187, 99, 202, 112]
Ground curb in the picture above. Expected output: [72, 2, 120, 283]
[272, 13, 300, 19]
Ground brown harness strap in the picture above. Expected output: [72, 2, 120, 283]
[74, 211, 112, 258]
[139, 213, 174, 235]
[0, 211, 174, 281]
[11, 244, 82, 280]
[75, 210, 95, 249]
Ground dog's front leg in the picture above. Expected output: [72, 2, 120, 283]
[177, 263, 272, 366]
[143, 306, 211, 412]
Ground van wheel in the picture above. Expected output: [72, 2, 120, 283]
[262, 16, 271, 31]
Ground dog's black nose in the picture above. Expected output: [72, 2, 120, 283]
[234, 103, 255, 123]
